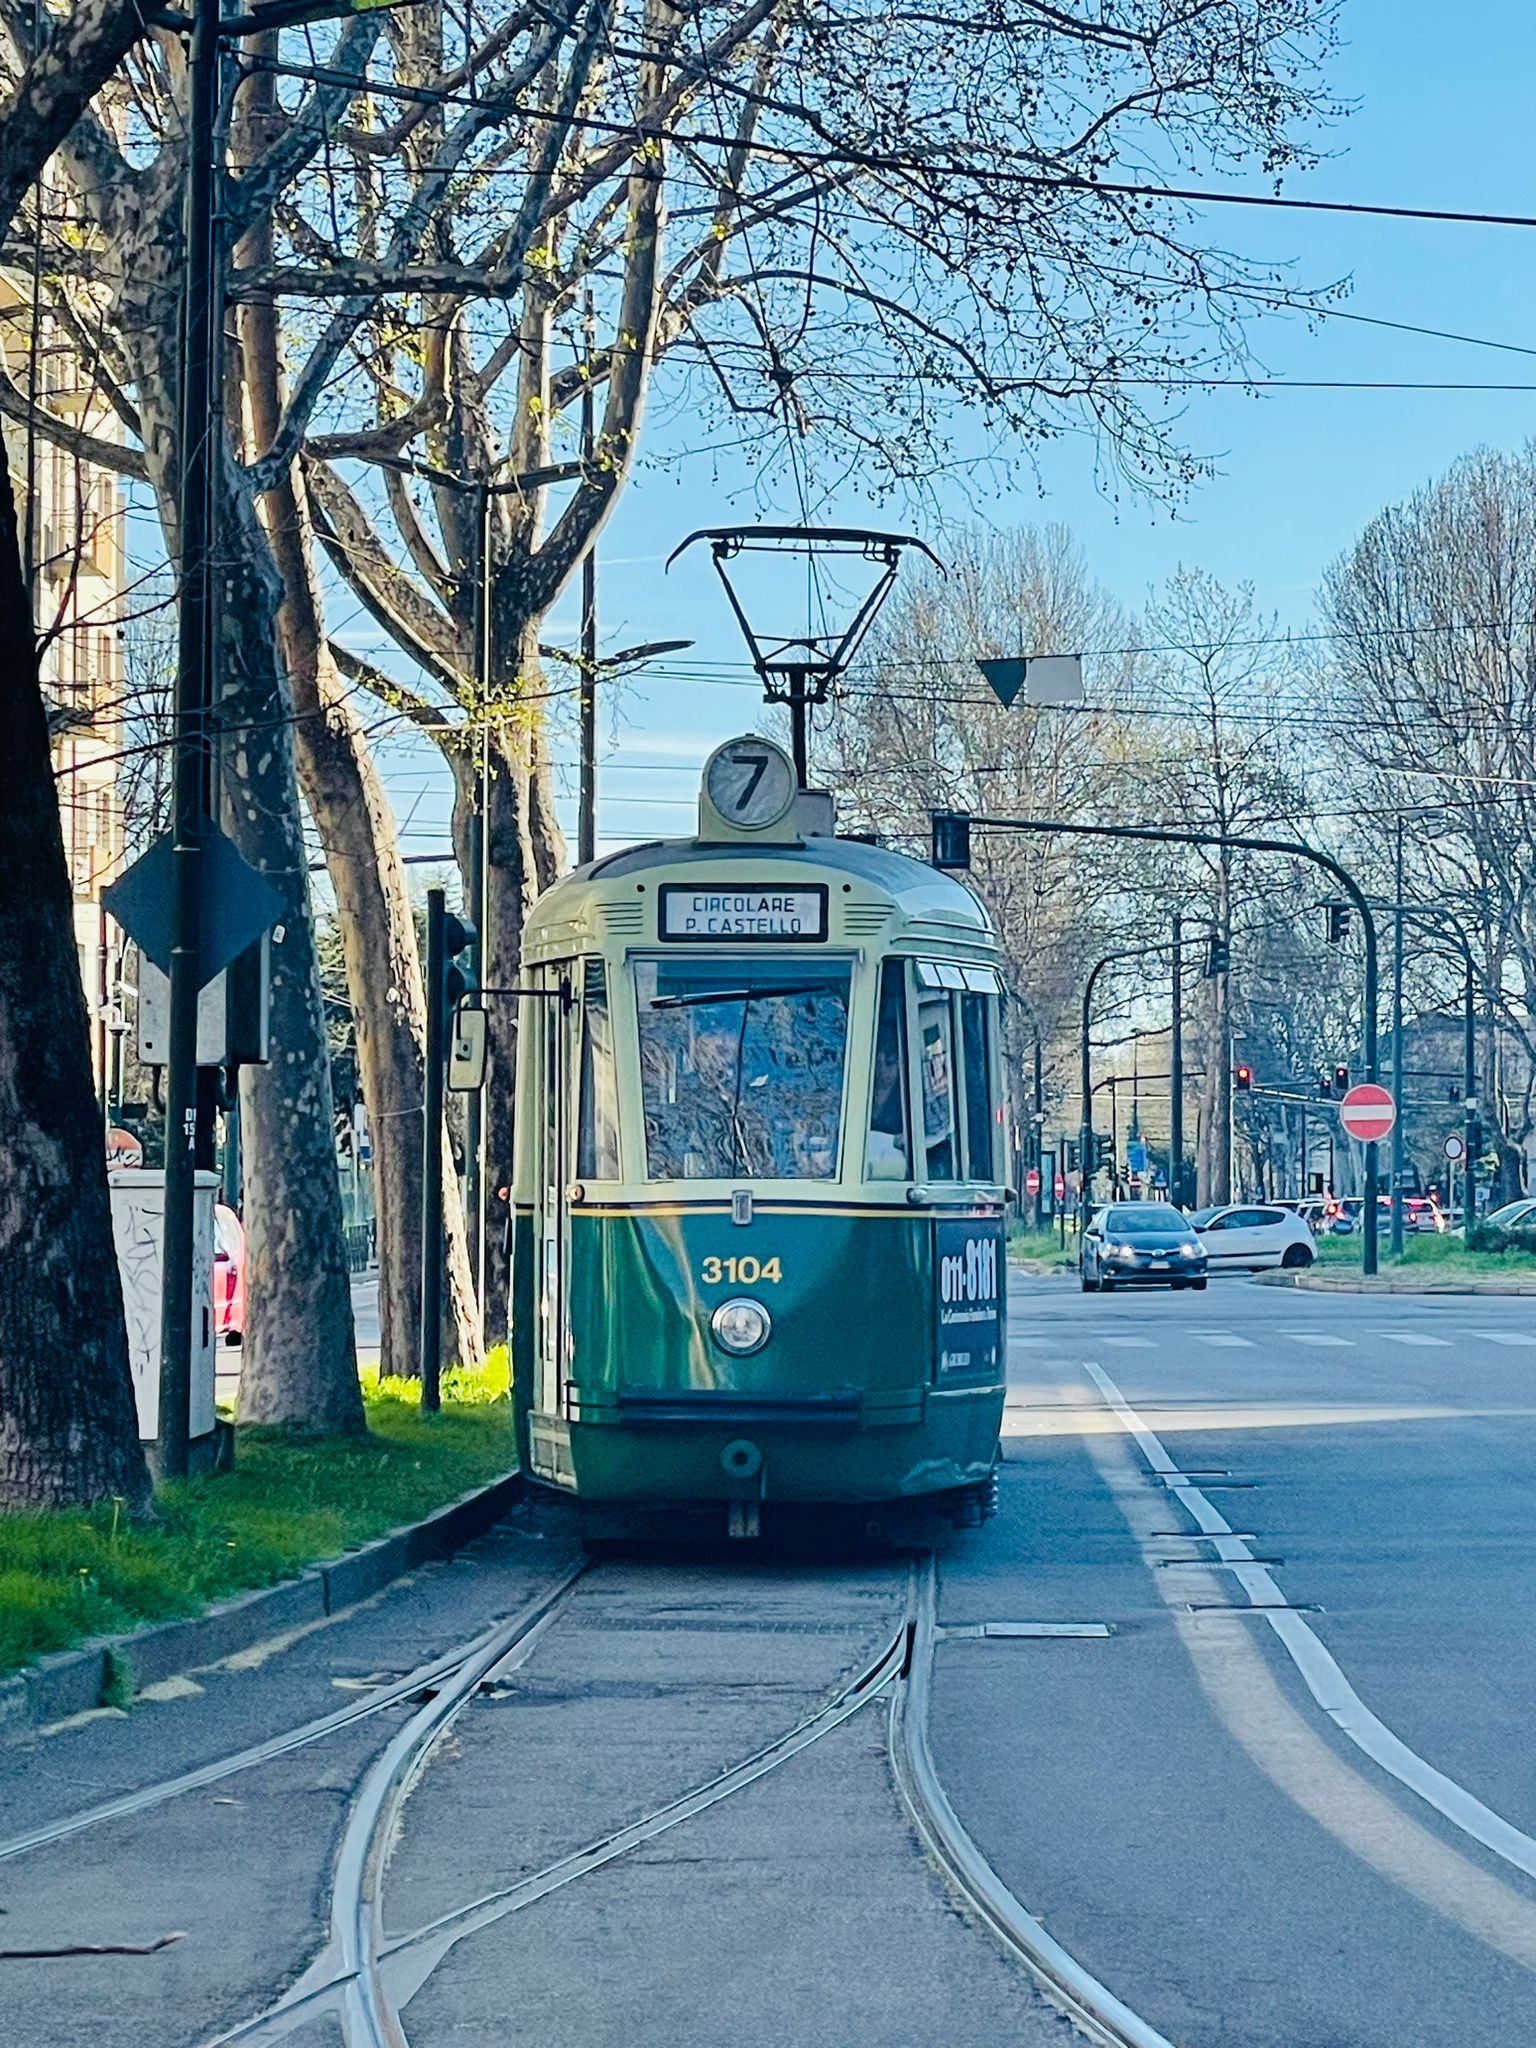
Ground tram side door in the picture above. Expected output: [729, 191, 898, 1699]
[533, 965, 575, 1426]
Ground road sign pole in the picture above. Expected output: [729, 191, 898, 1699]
[157, 0, 222, 1479]
[420, 887, 446, 1413]
[1390, 825, 1405, 1257]
[1170, 914, 1184, 1209]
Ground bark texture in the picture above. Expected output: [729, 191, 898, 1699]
[237, 201, 480, 1380]
[0, 458, 150, 1509]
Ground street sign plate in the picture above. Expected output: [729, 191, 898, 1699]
[1338, 1082, 1397, 1142]
[977, 654, 1084, 709]
[102, 820, 284, 989]
[1024, 1167, 1041, 1194]
[1442, 1132, 1467, 1162]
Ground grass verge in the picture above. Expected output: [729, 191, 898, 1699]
[1007, 1223, 1077, 1270]
[1313, 1233, 1536, 1280]
[0, 1349, 514, 1683]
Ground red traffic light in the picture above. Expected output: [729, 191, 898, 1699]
[1235, 1064, 1253, 1092]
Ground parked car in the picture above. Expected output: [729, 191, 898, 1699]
[1196, 1203, 1317, 1272]
[1480, 1197, 1536, 1233]
[213, 1202, 246, 1343]
[1294, 1197, 1331, 1234]
[1081, 1202, 1208, 1293]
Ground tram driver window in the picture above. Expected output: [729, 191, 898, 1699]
[918, 991, 958, 1181]
[865, 961, 911, 1179]
[577, 959, 621, 1179]
[635, 958, 852, 1180]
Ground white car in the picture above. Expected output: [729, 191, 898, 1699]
[1196, 1203, 1317, 1272]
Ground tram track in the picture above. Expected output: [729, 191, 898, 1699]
[6, 1535, 1153, 2048]
[207, 1561, 911, 2048]
[0, 1562, 588, 1872]
[890, 1556, 1175, 2048]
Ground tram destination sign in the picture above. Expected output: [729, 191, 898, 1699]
[659, 883, 828, 943]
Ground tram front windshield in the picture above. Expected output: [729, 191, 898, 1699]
[635, 957, 852, 1179]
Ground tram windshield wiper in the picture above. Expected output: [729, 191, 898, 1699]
[649, 982, 843, 1010]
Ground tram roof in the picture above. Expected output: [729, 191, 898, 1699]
[523, 832, 998, 957]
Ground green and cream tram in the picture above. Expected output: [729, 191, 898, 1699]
[509, 734, 1007, 1537]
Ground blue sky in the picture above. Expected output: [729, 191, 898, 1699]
[368, 0, 1536, 864]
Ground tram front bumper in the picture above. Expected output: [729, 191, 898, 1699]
[558, 1383, 999, 1505]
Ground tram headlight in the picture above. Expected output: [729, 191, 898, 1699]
[711, 1297, 772, 1355]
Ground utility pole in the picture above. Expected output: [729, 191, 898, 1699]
[464, 483, 492, 1333]
[1170, 913, 1184, 1209]
[577, 290, 598, 864]
[158, 0, 222, 1479]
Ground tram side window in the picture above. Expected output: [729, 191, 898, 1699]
[918, 992, 958, 1181]
[865, 961, 911, 1180]
[577, 959, 621, 1179]
[960, 992, 994, 1181]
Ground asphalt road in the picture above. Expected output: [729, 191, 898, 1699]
[931, 1271, 1536, 2047]
[12, 1270, 1536, 2047]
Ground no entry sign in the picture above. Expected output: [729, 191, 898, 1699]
[1339, 1082, 1397, 1142]
[1024, 1166, 1041, 1195]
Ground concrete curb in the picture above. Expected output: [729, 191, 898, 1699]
[1255, 1271, 1536, 1296]
[0, 1468, 523, 1746]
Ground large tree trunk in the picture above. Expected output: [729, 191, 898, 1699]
[218, 463, 361, 1431]
[238, 272, 480, 1381]
[0, 459, 150, 1510]
[455, 634, 547, 1347]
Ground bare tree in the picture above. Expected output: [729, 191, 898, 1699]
[1323, 445, 1536, 1200]
[0, 0, 162, 1508]
[1132, 569, 1315, 1202]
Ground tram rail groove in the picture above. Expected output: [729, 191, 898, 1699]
[890, 1558, 1176, 2048]
[0, 1562, 588, 1871]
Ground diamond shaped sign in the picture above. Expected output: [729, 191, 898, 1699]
[102, 820, 284, 989]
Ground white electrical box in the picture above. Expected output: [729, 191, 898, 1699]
[107, 1169, 219, 1446]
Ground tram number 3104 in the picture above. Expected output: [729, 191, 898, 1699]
[699, 1255, 784, 1286]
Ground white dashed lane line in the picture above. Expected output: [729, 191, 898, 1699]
[1099, 1336, 1154, 1349]
[1469, 1330, 1536, 1347]
[1377, 1330, 1451, 1347]
[1276, 1332, 1353, 1347]
[1194, 1334, 1254, 1349]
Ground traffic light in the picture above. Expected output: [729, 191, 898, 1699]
[1334, 1063, 1350, 1093]
[1235, 1063, 1253, 1092]
[1093, 1133, 1114, 1170]
[1204, 935, 1230, 978]
[440, 909, 477, 1028]
[1447, 1080, 1461, 1105]
[931, 811, 972, 870]
[1065, 1138, 1080, 1172]
[1326, 904, 1351, 943]
[1318, 1069, 1332, 1097]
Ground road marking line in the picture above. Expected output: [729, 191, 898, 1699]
[1378, 1331, 1451, 1347]
[1099, 1336, 1153, 1349]
[1471, 1331, 1536, 1348]
[1195, 1334, 1254, 1348]
[1083, 1358, 1536, 1886]
[1278, 1333, 1353, 1347]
